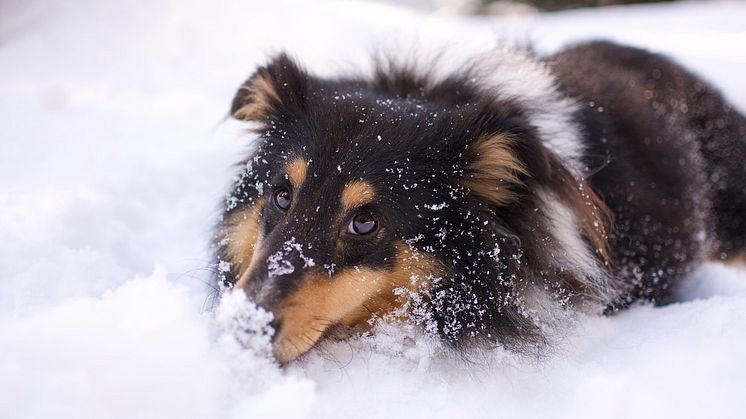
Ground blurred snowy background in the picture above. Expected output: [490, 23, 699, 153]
[1, 1, 746, 418]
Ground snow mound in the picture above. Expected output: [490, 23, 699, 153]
[2, 0, 746, 418]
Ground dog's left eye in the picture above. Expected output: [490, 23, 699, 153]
[348, 212, 377, 235]
[274, 187, 292, 211]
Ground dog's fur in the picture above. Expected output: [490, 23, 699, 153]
[214, 41, 746, 363]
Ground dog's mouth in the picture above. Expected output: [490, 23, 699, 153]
[237, 244, 437, 364]
[272, 318, 362, 364]
[271, 311, 373, 364]
[271, 316, 332, 364]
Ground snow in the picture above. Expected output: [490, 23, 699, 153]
[2, 1, 746, 418]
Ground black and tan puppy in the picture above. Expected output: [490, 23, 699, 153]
[215, 41, 746, 363]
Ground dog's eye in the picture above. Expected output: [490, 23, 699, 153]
[274, 187, 291, 211]
[348, 212, 377, 235]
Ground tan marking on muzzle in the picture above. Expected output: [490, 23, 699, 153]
[228, 157, 308, 291]
[272, 243, 441, 363]
[340, 180, 375, 210]
[224, 197, 266, 289]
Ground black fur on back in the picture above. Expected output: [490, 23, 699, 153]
[550, 41, 746, 306]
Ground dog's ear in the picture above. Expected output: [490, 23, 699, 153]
[460, 132, 528, 206]
[460, 131, 613, 266]
[230, 53, 308, 122]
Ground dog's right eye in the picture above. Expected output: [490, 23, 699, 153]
[348, 212, 377, 235]
[274, 187, 291, 211]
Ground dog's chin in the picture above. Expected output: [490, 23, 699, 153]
[271, 321, 366, 364]
[271, 318, 331, 364]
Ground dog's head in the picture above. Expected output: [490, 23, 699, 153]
[217, 53, 613, 363]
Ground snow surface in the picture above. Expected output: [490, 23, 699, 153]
[2, 1, 746, 418]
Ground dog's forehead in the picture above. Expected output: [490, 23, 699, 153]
[292, 142, 428, 197]
[314, 89, 453, 139]
[309, 116, 451, 171]
[262, 89, 461, 202]
[282, 153, 377, 200]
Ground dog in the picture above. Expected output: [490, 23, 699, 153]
[214, 41, 746, 364]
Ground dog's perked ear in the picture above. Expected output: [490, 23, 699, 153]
[230, 53, 309, 122]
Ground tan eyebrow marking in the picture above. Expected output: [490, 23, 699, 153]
[340, 180, 375, 210]
[286, 158, 308, 189]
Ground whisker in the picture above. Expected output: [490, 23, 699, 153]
[302, 333, 345, 368]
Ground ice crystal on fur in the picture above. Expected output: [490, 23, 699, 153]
[266, 237, 314, 278]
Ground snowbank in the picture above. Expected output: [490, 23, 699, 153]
[1, 1, 745, 418]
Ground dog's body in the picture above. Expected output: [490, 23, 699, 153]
[215, 41, 746, 363]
